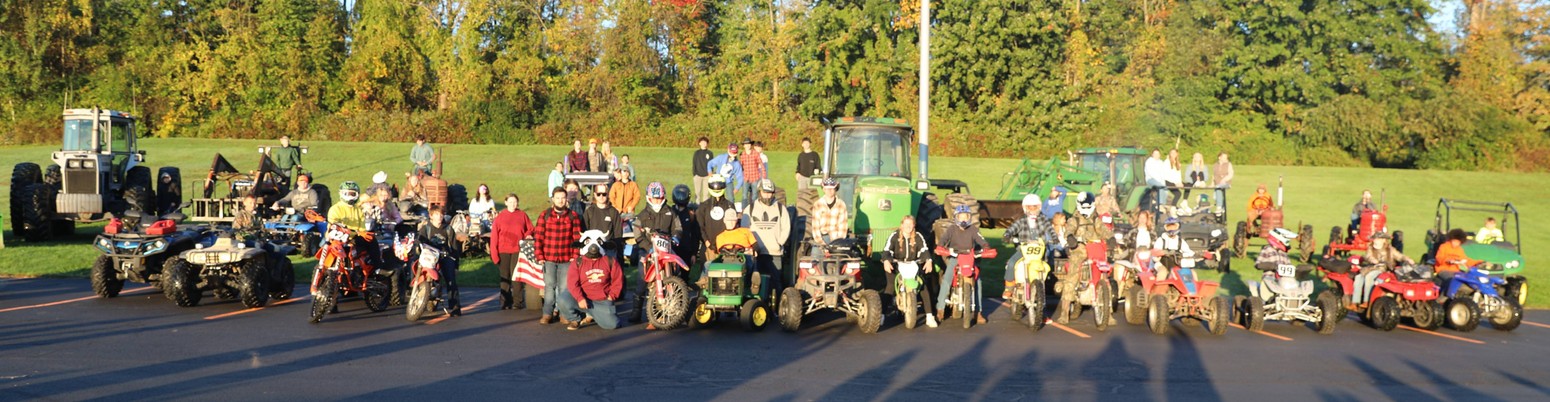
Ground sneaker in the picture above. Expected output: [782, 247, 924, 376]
[566, 321, 580, 330]
[1002, 289, 1012, 299]
[976, 313, 987, 324]
[539, 315, 554, 325]
[580, 317, 595, 327]
[926, 314, 939, 328]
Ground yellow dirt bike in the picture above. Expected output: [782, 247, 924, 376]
[1007, 239, 1051, 331]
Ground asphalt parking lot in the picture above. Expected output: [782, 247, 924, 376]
[2, 277, 1548, 401]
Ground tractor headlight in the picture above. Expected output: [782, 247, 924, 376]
[83, 159, 95, 169]
[95, 238, 113, 253]
[142, 240, 167, 255]
[1211, 229, 1223, 238]
[68, 159, 80, 168]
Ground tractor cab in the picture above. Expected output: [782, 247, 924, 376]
[53, 108, 143, 214]
[808, 117, 966, 257]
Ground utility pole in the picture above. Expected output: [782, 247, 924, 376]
[917, 0, 931, 182]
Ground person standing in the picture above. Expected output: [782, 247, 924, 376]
[706, 144, 743, 204]
[586, 138, 602, 173]
[547, 162, 566, 195]
[619, 154, 636, 182]
[739, 139, 764, 207]
[268, 135, 303, 188]
[748, 179, 791, 293]
[795, 138, 821, 191]
[608, 168, 641, 215]
[1212, 152, 1234, 210]
[533, 188, 583, 325]
[599, 141, 618, 174]
[583, 184, 625, 259]
[566, 139, 588, 174]
[691, 137, 714, 202]
[410, 136, 435, 176]
[490, 193, 534, 310]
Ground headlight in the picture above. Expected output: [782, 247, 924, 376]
[83, 159, 96, 169]
[1211, 229, 1222, 237]
[68, 159, 81, 168]
[799, 261, 814, 272]
[1507, 261, 1520, 269]
[1405, 290, 1414, 298]
[141, 240, 168, 255]
[1479, 277, 1490, 284]
[95, 238, 113, 253]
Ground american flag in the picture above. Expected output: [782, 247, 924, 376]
[514, 239, 545, 288]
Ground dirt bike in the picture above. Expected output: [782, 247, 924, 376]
[1055, 242, 1117, 331]
[639, 231, 692, 329]
[394, 233, 453, 322]
[934, 246, 999, 329]
[894, 259, 928, 329]
[309, 224, 392, 323]
[1006, 239, 1050, 331]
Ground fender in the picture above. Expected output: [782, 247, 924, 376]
[1448, 269, 1503, 298]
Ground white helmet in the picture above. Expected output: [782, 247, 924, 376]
[1268, 227, 1297, 250]
[1021, 193, 1041, 206]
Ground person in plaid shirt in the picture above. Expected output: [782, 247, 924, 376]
[808, 178, 849, 256]
[534, 187, 583, 325]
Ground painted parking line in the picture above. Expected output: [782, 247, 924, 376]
[987, 297, 1092, 339]
[0, 286, 156, 314]
[203, 295, 311, 320]
[1521, 321, 1550, 330]
[425, 293, 500, 325]
[1398, 325, 1485, 345]
[1229, 323, 1294, 341]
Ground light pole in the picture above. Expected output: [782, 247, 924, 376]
[917, 0, 931, 182]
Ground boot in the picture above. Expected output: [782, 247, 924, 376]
[976, 313, 987, 324]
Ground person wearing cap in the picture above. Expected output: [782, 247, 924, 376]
[1150, 216, 1194, 279]
[365, 171, 392, 204]
[410, 136, 435, 176]
[795, 137, 821, 191]
[271, 173, 320, 214]
[586, 138, 603, 173]
[567, 139, 589, 173]
[706, 144, 744, 203]
[269, 135, 303, 187]
[935, 205, 991, 325]
[632, 182, 684, 327]
[582, 184, 624, 258]
[691, 137, 714, 202]
[748, 179, 791, 293]
[1002, 193, 1054, 296]
[739, 139, 766, 208]
[808, 178, 849, 256]
[157, 171, 182, 215]
[697, 174, 738, 264]
[1354, 232, 1414, 305]
[608, 167, 641, 215]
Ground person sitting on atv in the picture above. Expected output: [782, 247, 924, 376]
[885, 215, 938, 327]
[1094, 183, 1122, 218]
[1253, 228, 1298, 292]
[1476, 217, 1506, 245]
[562, 230, 625, 330]
[697, 174, 738, 263]
[669, 184, 702, 269]
[417, 207, 463, 316]
[632, 182, 684, 325]
[1352, 232, 1414, 305]
[1151, 217, 1194, 280]
[1002, 194, 1053, 297]
[1246, 184, 1273, 226]
[808, 177, 850, 257]
[271, 173, 320, 215]
[232, 193, 264, 236]
[1350, 190, 1376, 232]
[1069, 192, 1113, 271]
[1433, 229, 1482, 281]
[935, 205, 991, 325]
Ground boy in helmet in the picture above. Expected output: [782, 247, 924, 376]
[1069, 191, 1112, 269]
[936, 205, 991, 325]
[809, 178, 850, 256]
[561, 230, 625, 330]
[697, 174, 738, 263]
[1150, 217, 1194, 279]
[669, 184, 702, 269]
[1254, 228, 1298, 275]
[1002, 193, 1052, 297]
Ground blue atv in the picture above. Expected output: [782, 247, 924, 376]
[264, 210, 324, 257]
[1440, 264, 1523, 332]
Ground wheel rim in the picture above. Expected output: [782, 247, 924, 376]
[752, 306, 767, 326]
[1448, 302, 1470, 324]
[695, 303, 712, 324]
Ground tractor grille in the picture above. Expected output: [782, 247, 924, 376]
[711, 277, 741, 296]
[64, 168, 98, 194]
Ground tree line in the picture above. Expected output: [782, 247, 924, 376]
[1, 0, 1545, 171]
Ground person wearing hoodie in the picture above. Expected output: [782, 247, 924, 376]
[608, 168, 641, 215]
[706, 144, 744, 203]
[561, 230, 625, 330]
[747, 179, 791, 293]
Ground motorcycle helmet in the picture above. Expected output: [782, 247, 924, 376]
[1021, 193, 1041, 215]
[339, 181, 360, 204]
[707, 174, 727, 198]
[646, 182, 666, 211]
[671, 184, 692, 206]
[1076, 191, 1095, 216]
[1268, 227, 1298, 251]
[954, 205, 975, 228]
[579, 230, 608, 258]
[1163, 216, 1180, 235]
[821, 177, 839, 189]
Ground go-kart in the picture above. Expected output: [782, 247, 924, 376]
[1005, 239, 1051, 331]
[1239, 262, 1341, 334]
[1439, 264, 1523, 332]
[1144, 254, 1231, 336]
[781, 238, 883, 333]
[690, 245, 771, 331]
[1317, 259, 1444, 331]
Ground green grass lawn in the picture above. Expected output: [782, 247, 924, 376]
[3, 138, 1546, 307]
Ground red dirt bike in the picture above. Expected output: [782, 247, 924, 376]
[639, 231, 692, 329]
[1055, 241, 1117, 331]
[1317, 257, 1443, 331]
[309, 223, 392, 323]
[394, 233, 452, 322]
[934, 246, 999, 329]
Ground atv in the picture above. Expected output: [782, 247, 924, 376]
[1144, 254, 1232, 336]
[781, 238, 883, 333]
[690, 245, 772, 331]
[1004, 239, 1051, 331]
[89, 210, 205, 298]
[162, 229, 297, 308]
[1317, 258, 1445, 331]
[1421, 198, 1526, 307]
[1439, 264, 1523, 332]
[1239, 262, 1341, 334]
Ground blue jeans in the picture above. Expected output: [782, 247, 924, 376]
[541, 261, 570, 317]
[558, 295, 620, 330]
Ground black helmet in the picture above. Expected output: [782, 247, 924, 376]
[672, 184, 691, 205]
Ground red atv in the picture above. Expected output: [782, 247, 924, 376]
[1054, 242, 1117, 331]
[1144, 252, 1232, 336]
[1317, 257, 1444, 331]
[309, 223, 393, 323]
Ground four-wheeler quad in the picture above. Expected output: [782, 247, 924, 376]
[261, 183, 331, 257]
[1438, 264, 1523, 332]
[162, 229, 297, 308]
[781, 238, 883, 333]
[11, 108, 181, 241]
[1239, 262, 1341, 334]
[640, 231, 692, 330]
[394, 233, 454, 322]
[1422, 198, 1526, 307]
[1052, 242, 1117, 331]
[1233, 179, 1316, 262]
[309, 223, 394, 323]
[933, 245, 998, 329]
[691, 245, 772, 331]
[1318, 258, 1444, 331]
[450, 210, 490, 258]
[89, 210, 205, 298]
[1144, 255, 1232, 336]
[1004, 239, 1051, 331]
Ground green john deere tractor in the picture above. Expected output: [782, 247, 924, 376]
[978, 147, 1152, 228]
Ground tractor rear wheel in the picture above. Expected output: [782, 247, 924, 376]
[10, 163, 40, 236]
[1232, 221, 1249, 258]
[124, 166, 155, 215]
[1298, 225, 1316, 263]
[16, 183, 56, 241]
[447, 184, 469, 215]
